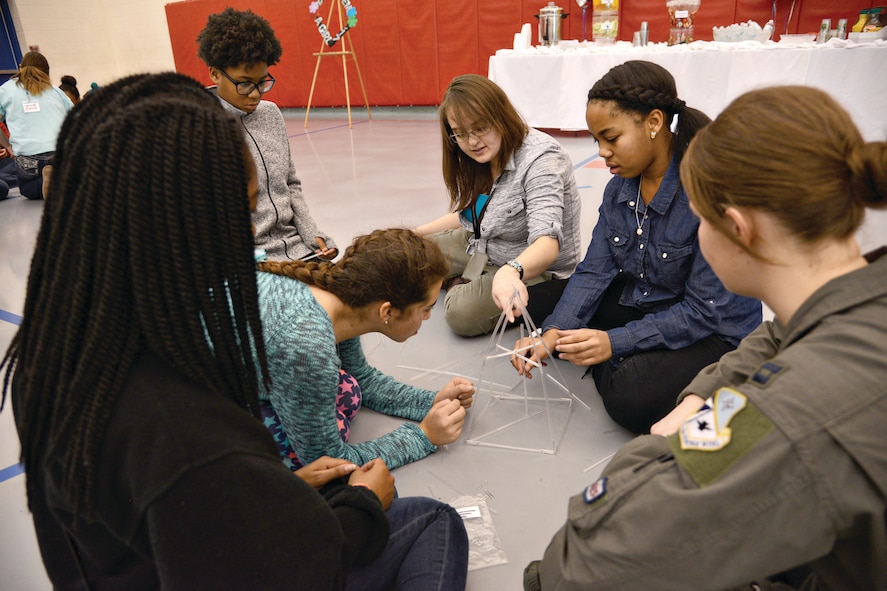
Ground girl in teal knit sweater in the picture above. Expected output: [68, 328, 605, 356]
[257, 228, 475, 470]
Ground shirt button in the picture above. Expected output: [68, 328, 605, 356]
[640, 273, 644, 278]
[614, 237, 620, 243]
[662, 253, 668, 259]
[643, 291, 649, 296]
[629, 201, 635, 207]
[639, 244, 644, 249]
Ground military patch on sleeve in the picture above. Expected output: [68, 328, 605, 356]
[668, 387, 774, 487]
[583, 477, 607, 504]
[751, 362, 785, 387]
[678, 388, 747, 452]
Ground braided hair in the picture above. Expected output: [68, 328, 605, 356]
[1, 72, 269, 522]
[258, 228, 449, 312]
[587, 60, 710, 161]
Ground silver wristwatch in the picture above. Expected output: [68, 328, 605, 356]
[506, 259, 524, 280]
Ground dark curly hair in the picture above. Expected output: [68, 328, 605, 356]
[197, 7, 283, 69]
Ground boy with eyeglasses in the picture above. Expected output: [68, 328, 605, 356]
[198, 7, 338, 262]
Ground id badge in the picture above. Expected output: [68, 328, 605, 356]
[23, 101, 40, 113]
[461, 252, 489, 282]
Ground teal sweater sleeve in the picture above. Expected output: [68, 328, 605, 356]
[257, 273, 437, 469]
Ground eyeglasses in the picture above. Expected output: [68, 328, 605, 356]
[449, 123, 492, 144]
[218, 69, 276, 96]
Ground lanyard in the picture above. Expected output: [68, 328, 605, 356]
[464, 193, 491, 240]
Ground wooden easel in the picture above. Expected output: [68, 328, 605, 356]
[304, 0, 371, 129]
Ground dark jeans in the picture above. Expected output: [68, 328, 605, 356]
[15, 152, 52, 200]
[0, 157, 15, 199]
[347, 496, 469, 591]
[522, 278, 570, 329]
[18, 175, 44, 200]
[586, 275, 735, 434]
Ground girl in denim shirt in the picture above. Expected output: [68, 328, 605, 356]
[513, 61, 761, 433]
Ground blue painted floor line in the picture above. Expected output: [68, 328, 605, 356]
[0, 463, 24, 483]
[0, 309, 23, 326]
[573, 152, 600, 169]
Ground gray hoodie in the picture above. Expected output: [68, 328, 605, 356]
[218, 97, 336, 261]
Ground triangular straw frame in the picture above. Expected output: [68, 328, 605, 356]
[462, 290, 590, 454]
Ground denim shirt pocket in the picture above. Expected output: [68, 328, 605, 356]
[650, 241, 695, 293]
[607, 229, 631, 270]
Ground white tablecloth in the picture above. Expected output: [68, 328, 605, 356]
[488, 39, 887, 140]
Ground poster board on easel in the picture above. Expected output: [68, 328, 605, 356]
[304, 0, 371, 129]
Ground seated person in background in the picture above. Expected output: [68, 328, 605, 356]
[59, 74, 81, 104]
[524, 85, 887, 591]
[256, 228, 475, 471]
[416, 74, 582, 337]
[0, 51, 72, 200]
[3, 72, 389, 589]
[197, 7, 337, 261]
[0, 122, 16, 199]
[513, 61, 761, 434]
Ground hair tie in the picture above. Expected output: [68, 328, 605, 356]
[672, 99, 686, 113]
[670, 113, 680, 134]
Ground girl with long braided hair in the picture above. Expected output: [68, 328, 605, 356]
[255, 228, 473, 590]
[256, 228, 475, 472]
[1, 72, 395, 589]
[513, 60, 762, 434]
[0, 51, 73, 199]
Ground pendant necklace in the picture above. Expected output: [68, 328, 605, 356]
[634, 177, 648, 236]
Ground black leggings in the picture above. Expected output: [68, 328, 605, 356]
[585, 275, 735, 434]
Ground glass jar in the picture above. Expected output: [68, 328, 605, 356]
[592, 11, 619, 44]
[863, 7, 884, 31]
[666, 0, 701, 45]
[851, 9, 870, 33]
[592, 0, 619, 44]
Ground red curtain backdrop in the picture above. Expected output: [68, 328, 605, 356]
[165, 0, 878, 107]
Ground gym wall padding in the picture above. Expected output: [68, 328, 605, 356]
[165, 0, 879, 108]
